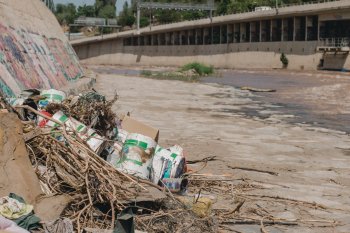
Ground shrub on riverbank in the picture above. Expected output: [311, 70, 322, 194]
[140, 69, 201, 82]
[140, 62, 214, 82]
[181, 62, 214, 76]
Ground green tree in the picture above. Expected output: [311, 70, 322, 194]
[140, 16, 150, 27]
[77, 4, 96, 17]
[98, 4, 116, 18]
[55, 3, 77, 25]
[95, 0, 117, 18]
[155, 10, 181, 24]
[118, 2, 135, 27]
[217, 0, 230, 15]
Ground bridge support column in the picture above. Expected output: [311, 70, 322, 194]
[165, 33, 169, 45]
[187, 30, 190, 45]
[233, 24, 237, 43]
[232, 24, 235, 43]
[305, 16, 308, 41]
[293, 17, 296, 41]
[249, 22, 252, 43]
[270, 19, 273, 42]
[281, 18, 284, 41]
[195, 29, 198, 45]
[259, 21, 262, 42]
[226, 25, 229, 44]
[180, 31, 183, 45]
[317, 16, 320, 41]
[239, 23, 242, 42]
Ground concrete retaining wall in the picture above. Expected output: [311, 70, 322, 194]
[0, 0, 83, 97]
[74, 38, 327, 70]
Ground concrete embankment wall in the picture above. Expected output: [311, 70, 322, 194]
[0, 0, 83, 97]
[73, 38, 326, 71]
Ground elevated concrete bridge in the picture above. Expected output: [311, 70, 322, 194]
[71, 0, 350, 71]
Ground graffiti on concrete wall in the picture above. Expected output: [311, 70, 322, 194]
[0, 24, 83, 97]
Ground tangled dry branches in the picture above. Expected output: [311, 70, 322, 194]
[26, 123, 145, 231]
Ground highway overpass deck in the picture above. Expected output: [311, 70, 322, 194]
[71, 0, 350, 46]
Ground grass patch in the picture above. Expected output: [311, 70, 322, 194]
[140, 70, 201, 82]
[141, 70, 153, 76]
[181, 62, 214, 76]
[140, 62, 215, 82]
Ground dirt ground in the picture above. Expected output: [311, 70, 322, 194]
[94, 68, 350, 233]
[0, 113, 42, 203]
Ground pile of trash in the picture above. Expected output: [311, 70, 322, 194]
[0, 89, 216, 233]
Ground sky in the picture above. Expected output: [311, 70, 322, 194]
[54, 0, 129, 14]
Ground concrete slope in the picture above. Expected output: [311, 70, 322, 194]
[0, 0, 83, 97]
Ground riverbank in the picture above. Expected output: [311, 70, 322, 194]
[94, 69, 350, 232]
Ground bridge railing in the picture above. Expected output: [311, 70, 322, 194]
[138, 0, 343, 29]
[138, 1, 215, 10]
[107, 19, 118, 26]
[74, 17, 106, 26]
[279, 0, 341, 8]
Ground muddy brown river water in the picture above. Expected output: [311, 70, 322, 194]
[203, 69, 350, 133]
[92, 66, 350, 134]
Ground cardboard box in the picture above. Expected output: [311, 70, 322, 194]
[121, 116, 159, 142]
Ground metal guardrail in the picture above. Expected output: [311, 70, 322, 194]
[74, 17, 106, 26]
[214, 0, 342, 16]
[69, 18, 120, 41]
[107, 19, 118, 26]
[319, 38, 350, 47]
[74, 17, 119, 26]
[140, 0, 343, 27]
[138, 1, 216, 11]
[136, 0, 216, 32]
[279, 0, 341, 8]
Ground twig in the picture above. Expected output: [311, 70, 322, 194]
[185, 161, 208, 175]
[227, 165, 278, 176]
[110, 200, 115, 230]
[240, 194, 328, 209]
[272, 217, 338, 225]
[219, 226, 244, 233]
[222, 200, 245, 216]
[260, 217, 269, 233]
[77, 204, 92, 233]
[222, 219, 298, 226]
[85, 172, 93, 206]
[241, 87, 276, 93]
[187, 156, 217, 164]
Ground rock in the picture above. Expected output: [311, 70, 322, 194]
[34, 195, 72, 222]
[181, 69, 199, 77]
